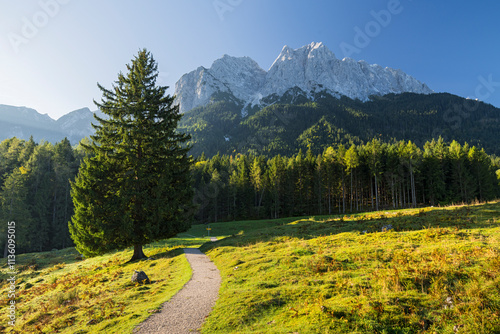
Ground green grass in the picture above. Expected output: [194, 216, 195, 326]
[0, 235, 207, 333]
[200, 201, 500, 333]
[2, 202, 499, 333]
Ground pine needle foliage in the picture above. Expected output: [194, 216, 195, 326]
[69, 49, 194, 261]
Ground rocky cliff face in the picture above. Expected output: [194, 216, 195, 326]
[174, 55, 266, 112]
[174, 42, 433, 113]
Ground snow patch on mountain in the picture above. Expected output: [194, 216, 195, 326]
[174, 42, 433, 113]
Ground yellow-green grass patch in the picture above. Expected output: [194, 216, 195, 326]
[0, 236, 207, 333]
[200, 201, 500, 333]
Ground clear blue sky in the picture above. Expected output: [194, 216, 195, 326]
[0, 0, 499, 119]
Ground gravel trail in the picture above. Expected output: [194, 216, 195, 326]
[134, 248, 221, 334]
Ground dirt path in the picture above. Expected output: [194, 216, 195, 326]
[134, 247, 220, 334]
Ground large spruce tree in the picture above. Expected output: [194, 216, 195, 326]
[69, 49, 194, 261]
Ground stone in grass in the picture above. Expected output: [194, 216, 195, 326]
[381, 224, 393, 232]
[131, 270, 150, 284]
[444, 296, 454, 309]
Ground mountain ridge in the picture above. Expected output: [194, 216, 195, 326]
[174, 42, 433, 113]
[2, 43, 498, 156]
[0, 105, 101, 144]
[2, 90, 499, 158]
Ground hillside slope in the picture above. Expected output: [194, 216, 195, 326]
[0, 236, 206, 333]
[179, 92, 500, 157]
[200, 202, 500, 333]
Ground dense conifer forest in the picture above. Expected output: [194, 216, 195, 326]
[1, 135, 499, 254]
[0, 137, 84, 254]
[191, 138, 500, 223]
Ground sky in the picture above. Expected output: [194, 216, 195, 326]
[0, 0, 499, 120]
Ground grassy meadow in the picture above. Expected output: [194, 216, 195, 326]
[1, 201, 499, 333]
[0, 236, 206, 333]
[200, 202, 500, 333]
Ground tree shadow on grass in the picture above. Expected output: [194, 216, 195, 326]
[147, 247, 185, 261]
[121, 247, 185, 267]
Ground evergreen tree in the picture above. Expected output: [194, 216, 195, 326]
[364, 139, 382, 211]
[0, 167, 32, 254]
[422, 139, 447, 205]
[250, 156, 265, 216]
[345, 144, 359, 211]
[322, 147, 337, 214]
[26, 142, 55, 252]
[266, 155, 285, 218]
[234, 155, 252, 218]
[401, 141, 421, 208]
[69, 49, 194, 261]
[52, 138, 77, 249]
[467, 147, 495, 201]
[448, 141, 474, 202]
[0, 138, 26, 186]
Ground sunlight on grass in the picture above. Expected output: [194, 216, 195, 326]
[0, 235, 209, 333]
[200, 201, 500, 333]
[1, 202, 499, 333]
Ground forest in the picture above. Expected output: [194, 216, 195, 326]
[0, 137, 84, 255]
[3, 135, 499, 255]
[1, 135, 499, 254]
[179, 92, 500, 157]
[191, 138, 500, 223]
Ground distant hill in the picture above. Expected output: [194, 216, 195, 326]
[2, 90, 499, 158]
[0, 105, 102, 144]
[178, 91, 500, 157]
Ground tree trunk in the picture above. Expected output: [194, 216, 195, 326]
[342, 179, 346, 214]
[355, 173, 359, 212]
[214, 197, 217, 222]
[370, 176, 374, 211]
[350, 172, 353, 212]
[409, 161, 417, 208]
[258, 188, 265, 208]
[129, 244, 147, 262]
[403, 179, 406, 207]
[328, 188, 331, 215]
[391, 176, 395, 208]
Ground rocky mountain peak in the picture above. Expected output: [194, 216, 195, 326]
[174, 42, 433, 113]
